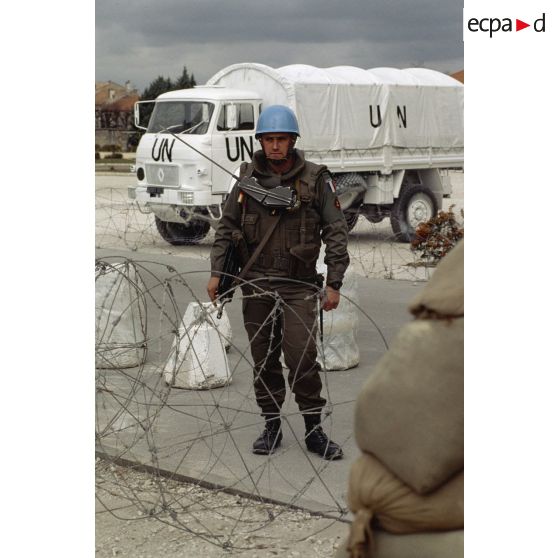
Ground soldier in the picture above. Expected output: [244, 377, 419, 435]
[207, 105, 349, 460]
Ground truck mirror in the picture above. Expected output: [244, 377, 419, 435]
[134, 103, 146, 130]
[134, 101, 155, 130]
[225, 104, 238, 130]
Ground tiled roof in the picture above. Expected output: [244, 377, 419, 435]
[95, 81, 138, 108]
[101, 94, 140, 112]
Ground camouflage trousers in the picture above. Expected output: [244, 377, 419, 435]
[241, 279, 326, 416]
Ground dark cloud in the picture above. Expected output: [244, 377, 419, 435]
[96, 0, 463, 91]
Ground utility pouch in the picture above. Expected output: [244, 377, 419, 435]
[289, 243, 320, 278]
[289, 243, 320, 262]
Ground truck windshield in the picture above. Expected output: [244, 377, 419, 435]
[147, 101, 215, 135]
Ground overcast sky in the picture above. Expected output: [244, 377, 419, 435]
[96, 0, 463, 93]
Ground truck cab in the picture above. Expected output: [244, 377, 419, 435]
[131, 86, 261, 245]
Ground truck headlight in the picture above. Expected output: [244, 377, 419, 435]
[180, 191, 195, 204]
[137, 167, 145, 181]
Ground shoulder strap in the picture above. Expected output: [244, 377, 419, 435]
[235, 213, 282, 282]
[298, 162, 328, 205]
[299, 162, 328, 185]
[294, 178, 308, 248]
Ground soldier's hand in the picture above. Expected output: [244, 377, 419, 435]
[322, 286, 340, 312]
[207, 276, 220, 303]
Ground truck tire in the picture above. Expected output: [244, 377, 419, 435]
[390, 185, 438, 242]
[155, 217, 210, 245]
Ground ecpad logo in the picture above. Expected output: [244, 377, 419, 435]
[468, 13, 546, 37]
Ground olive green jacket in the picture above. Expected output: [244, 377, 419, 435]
[210, 149, 349, 286]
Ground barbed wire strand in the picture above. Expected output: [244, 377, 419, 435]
[95, 181, 463, 553]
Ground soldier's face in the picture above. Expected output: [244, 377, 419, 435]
[260, 133, 295, 161]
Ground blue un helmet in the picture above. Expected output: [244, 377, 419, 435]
[255, 105, 300, 138]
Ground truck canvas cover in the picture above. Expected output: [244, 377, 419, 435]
[207, 63, 463, 158]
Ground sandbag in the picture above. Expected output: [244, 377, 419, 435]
[335, 530, 464, 558]
[409, 240, 463, 318]
[344, 452, 463, 557]
[354, 318, 463, 494]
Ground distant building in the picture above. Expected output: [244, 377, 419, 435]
[95, 80, 140, 151]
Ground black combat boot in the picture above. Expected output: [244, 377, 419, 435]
[252, 415, 283, 455]
[303, 414, 343, 460]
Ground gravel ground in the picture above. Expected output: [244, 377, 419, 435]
[96, 460, 348, 557]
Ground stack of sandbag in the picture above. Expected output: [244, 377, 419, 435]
[337, 240, 464, 558]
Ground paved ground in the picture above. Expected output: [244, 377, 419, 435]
[95, 251, 423, 514]
[95, 171, 464, 556]
[95, 253, 422, 556]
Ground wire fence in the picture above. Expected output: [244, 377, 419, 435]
[95, 172, 464, 555]
[95, 190, 464, 282]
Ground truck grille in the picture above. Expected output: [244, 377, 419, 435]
[145, 164, 179, 187]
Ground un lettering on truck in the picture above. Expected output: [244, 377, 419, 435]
[207, 64, 463, 168]
[132, 63, 463, 245]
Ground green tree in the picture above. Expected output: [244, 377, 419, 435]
[173, 66, 197, 89]
[140, 66, 197, 100]
[137, 66, 198, 129]
[140, 75, 173, 100]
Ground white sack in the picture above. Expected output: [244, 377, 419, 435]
[181, 302, 232, 350]
[163, 302, 231, 389]
[95, 262, 147, 369]
[317, 263, 360, 371]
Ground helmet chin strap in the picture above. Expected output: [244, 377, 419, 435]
[268, 153, 293, 164]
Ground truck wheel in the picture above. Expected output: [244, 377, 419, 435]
[343, 210, 359, 232]
[390, 185, 438, 242]
[155, 217, 210, 245]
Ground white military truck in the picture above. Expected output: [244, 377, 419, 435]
[131, 63, 463, 243]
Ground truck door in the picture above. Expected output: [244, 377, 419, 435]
[211, 102, 258, 194]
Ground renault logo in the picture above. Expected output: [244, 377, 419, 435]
[157, 168, 165, 183]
